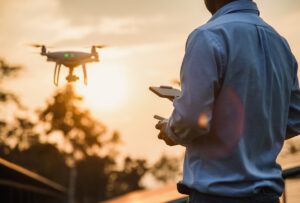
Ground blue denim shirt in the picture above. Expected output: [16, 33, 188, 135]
[166, 0, 300, 197]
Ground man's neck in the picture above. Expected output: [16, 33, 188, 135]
[211, 0, 236, 15]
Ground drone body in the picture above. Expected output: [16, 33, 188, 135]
[32, 44, 106, 86]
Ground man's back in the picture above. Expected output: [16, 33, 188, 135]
[166, 0, 300, 197]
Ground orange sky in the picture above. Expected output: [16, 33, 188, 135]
[1, 0, 300, 166]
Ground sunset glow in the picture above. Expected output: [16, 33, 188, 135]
[75, 63, 130, 112]
[1, 0, 300, 168]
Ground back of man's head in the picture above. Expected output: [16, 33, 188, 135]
[205, 0, 253, 15]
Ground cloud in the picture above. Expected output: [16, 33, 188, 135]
[57, 0, 204, 25]
[0, 0, 207, 50]
[50, 16, 194, 48]
[96, 16, 166, 35]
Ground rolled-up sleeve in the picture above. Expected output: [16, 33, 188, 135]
[286, 59, 300, 140]
[166, 30, 225, 146]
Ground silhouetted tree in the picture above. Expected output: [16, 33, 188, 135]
[38, 85, 114, 159]
[76, 155, 115, 202]
[0, 117, 38, 152]
[38, 85, 148, 202]
[107, 156, 148, 198]
[0, 59, 33, 156]
[0, 58, 23, 107]
[0, 58, 157, 203]
[150, 153, 182, 184]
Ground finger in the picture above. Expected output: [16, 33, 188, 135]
[164, 136, 176, 146]
[163, 138, 172, 146]
[166, 140, 174, 146]
[158, 132, 163, 139]
[155, 122, 164, 129]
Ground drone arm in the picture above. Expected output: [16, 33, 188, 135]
[82, 64, 87, 86]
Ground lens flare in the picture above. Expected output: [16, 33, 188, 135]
[198, 113, 208, 129]
[190, 86, 245, 160]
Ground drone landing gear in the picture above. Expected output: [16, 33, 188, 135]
[53, 64, 88, 86]
[54, 63, 61, 86]
[82, 64, 87, 86]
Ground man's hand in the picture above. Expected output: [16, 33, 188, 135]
[155, 120, 177, 146]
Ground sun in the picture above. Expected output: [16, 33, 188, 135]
[74, 63, 130, 112]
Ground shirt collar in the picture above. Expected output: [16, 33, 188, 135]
[208, 0, 260, 23]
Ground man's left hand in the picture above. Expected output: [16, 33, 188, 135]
[155, 121, 178, 146]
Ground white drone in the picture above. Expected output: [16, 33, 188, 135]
[30, 44, 107, 86]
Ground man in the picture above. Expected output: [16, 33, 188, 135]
[155, 0, 300, 202]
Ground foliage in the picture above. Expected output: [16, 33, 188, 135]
[0, 58, 183, 202]
[0, 59, 22, 81]
[76, 155, 115, 202]
[107, 157, 148, 198]
[0, 117, 38, 151]
[0, 59, 65, 185]
[0, 59, 28, 157]
[37, 84, 148, 202]
[150, 153, 182, 184]
[0, 59, 31, 154]
[38, 85, 109, 159]
[0, 58, 22, 106]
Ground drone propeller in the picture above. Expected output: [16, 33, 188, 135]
[84, 45, 109, 49]
[28, 44, 49, 55]
[93, 45, 108, 49]
[28, 44, 53, 48]
[28, 44, 45, 48]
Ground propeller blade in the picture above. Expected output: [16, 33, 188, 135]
[94, 45, 109, 49]
[28, 43, 44, 48]
[27, 44, 53, 48]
